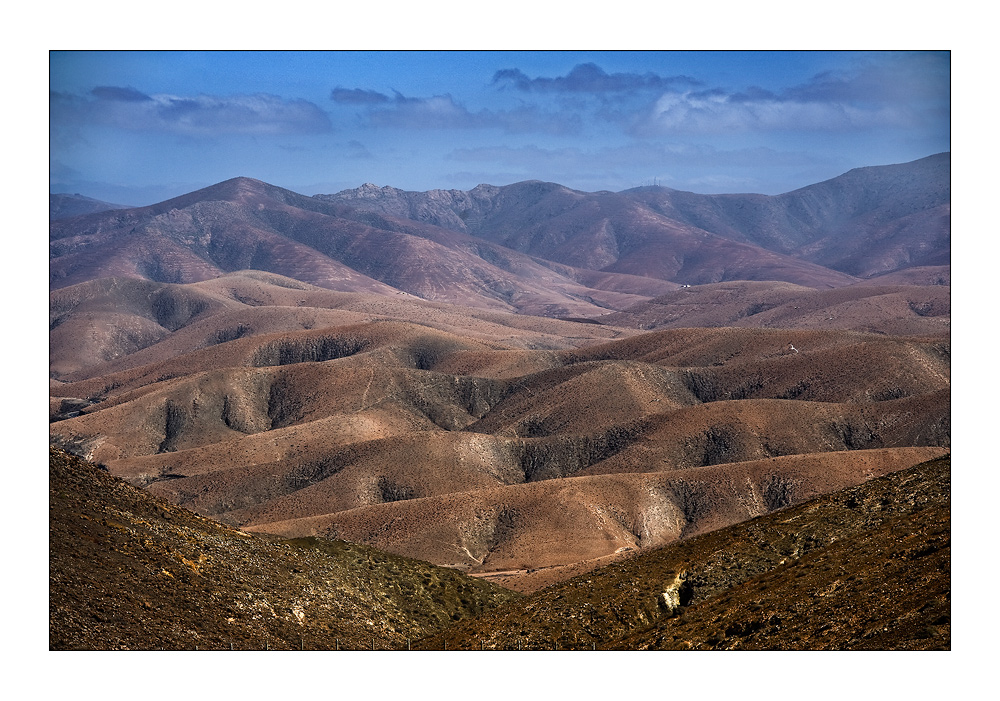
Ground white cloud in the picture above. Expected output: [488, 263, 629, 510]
[633, 90, 912, 136]
[52, 90, 333, 136]
[631, 53, 949, 137]
[358, 93, 582, 135]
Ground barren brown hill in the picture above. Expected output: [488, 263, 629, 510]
[858, 264, 950, 287]
[322, 180, 859, 288]
[243, 447, 944, 584]
[622, 153, 950, 278]
[50, 272, 636, 383]
[51, 323, 948, 468]
[322, 154, 948, 283]
[601, 279, 950, 336]
[49, 447, 521, 650]
[69, 389, 946, 534]
[416, 454, 949, 650]
[559, 326, 949, 402]
[51, 293, 948, 586]
[49, 177, 672, 318]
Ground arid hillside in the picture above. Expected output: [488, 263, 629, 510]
[50, 156, 951, 318]
[601, 279, 950, 336]
[418, 454, 950, 650]
[50, 446, 949, 651]
[49, 177, 673, 318]
[50, 271, 949, 585]
[50, 447, 521, 650]
[320, 180, 858, 287]
[320, 153, 949, 282]
[622, 153, 950, 278]
[49, 158, 950, 607]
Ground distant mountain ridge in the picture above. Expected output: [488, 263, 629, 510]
[622, 153, 950, 277]
[50, 153, 949, 317]
[320, 153, 949, 281]
[48, 177, 676, 318]
[50, 193, 131, 220]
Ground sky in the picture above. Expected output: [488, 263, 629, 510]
[49, 50, 950, 205]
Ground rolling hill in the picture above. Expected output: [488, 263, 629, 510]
[49, 155, 949, 648]
[418, 454, 950, 650]
[50, 276, 949, 584]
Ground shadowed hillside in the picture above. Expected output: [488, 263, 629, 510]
[49, 448, 521, 650]
[50, 445, 949, 652]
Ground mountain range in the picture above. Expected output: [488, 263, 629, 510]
[50, 153, 949, 317]
[317, 152, 949, 281]
[49, 153, 950, 649]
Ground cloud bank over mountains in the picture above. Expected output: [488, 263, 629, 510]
[52, 88, 333, 136]
[50, 51, 949, 204]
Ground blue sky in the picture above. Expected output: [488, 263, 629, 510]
[50, 50, 950, 205]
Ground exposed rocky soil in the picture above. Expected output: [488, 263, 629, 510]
[50, 446, 949, 651]
[49, 448, 521, 650]
[417, 454, 950, 650]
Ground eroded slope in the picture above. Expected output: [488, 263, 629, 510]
[417, 454, 949, 650]
[49, 448, 521, 650]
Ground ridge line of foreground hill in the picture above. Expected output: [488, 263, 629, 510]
[417, 454, 950, 651]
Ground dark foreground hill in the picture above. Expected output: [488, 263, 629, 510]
[418, 454, 950, 651]
[50, 446, 949, 651]
[49, 447, 521, 651]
